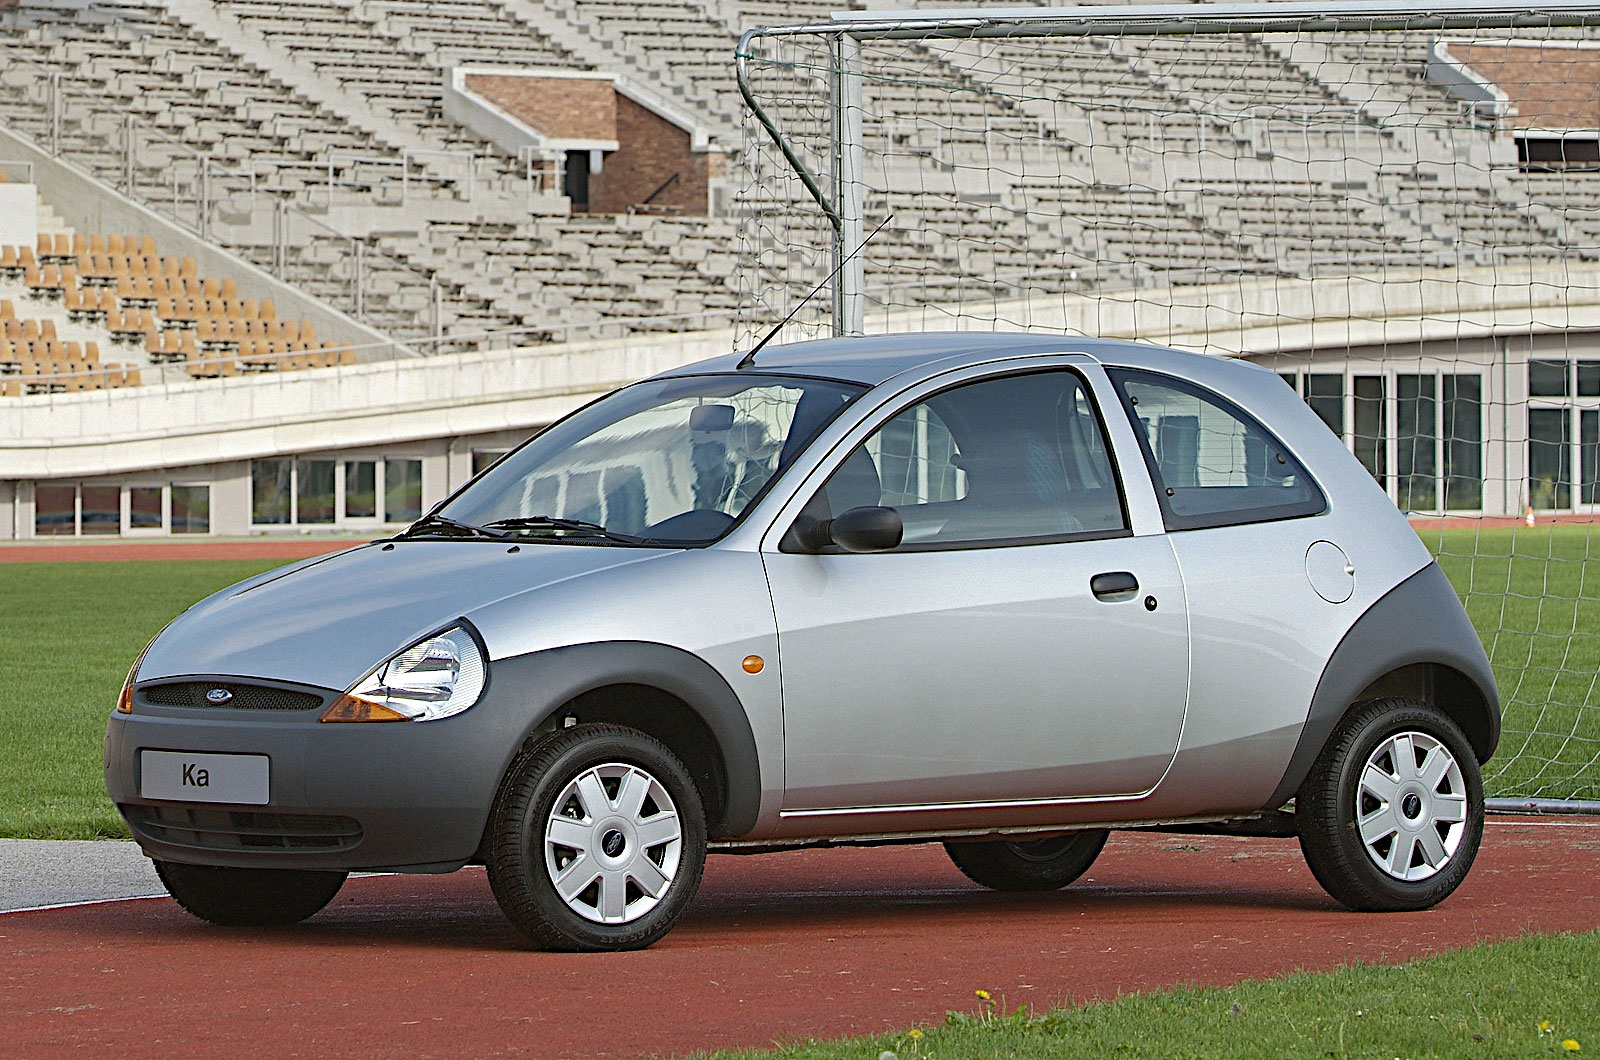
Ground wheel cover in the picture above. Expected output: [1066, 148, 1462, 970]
[543, 762, 684, 925]
[1355, 731, 1469, 882]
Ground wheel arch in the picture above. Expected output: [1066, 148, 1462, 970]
[1264, 561, 1499, 810]
[483, 641, 761, 840]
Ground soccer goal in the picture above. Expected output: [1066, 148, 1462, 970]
[734, 0, 1600, 808]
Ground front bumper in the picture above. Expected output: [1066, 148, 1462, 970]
[104, 681, 530, 872]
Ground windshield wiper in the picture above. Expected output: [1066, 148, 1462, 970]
[482, 515, 653, 545]
[395, 513, 509, 541]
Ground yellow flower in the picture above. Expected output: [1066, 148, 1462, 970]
[907, 1029, 923, 1040]
[975, 989, 991, 1001]
[1563, 1040, 1581, 1053]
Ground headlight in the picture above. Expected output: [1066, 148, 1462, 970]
[116, 627, 166, 714]
[322, 624, 487, 723]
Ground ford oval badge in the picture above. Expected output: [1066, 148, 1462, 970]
[205, 688, 233, 704]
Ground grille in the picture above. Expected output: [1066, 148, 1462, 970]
[140, 682, 325, 711]
[124, 805, 363, 852]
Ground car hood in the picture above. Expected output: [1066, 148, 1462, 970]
[137, 541, 670, 690]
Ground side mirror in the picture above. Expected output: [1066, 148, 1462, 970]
[827, 506, 904, 553]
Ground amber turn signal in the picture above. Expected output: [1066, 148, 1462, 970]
[116, 681, 134, 714]
[320, 695, 413, 723]
[742, 655, 765, 674]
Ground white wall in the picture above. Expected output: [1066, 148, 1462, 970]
[0, 184, 37, 250]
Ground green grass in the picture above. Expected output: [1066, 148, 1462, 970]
[694, 929, 1599, 1060]
[0, 526, 1596, 838]
[0, 560, 280, 838]
[1422, 526, 1600, 801]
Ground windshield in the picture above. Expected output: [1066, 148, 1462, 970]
[437, 373, 865, 545]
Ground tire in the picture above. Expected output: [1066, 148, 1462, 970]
[944, 829, 1109, 891]
[487, 723, 707, 951]
[1297, 697, 1485, 912]
[154, 861, 347, 926]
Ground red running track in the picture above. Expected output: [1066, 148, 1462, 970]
[2, 820, 1596, 1059]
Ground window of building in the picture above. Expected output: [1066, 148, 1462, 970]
[472, 450, 508, 477]
[171, 485, 210, 534]
[1303, 373, 1343, 437]
[34, 484, 75, 536]
[1281, 369, 1482, 513]
[128, 487, 163, 531]
[253, 456, 424, 527]
[385, 459, 423, 524]
[1529, 407, 1571, 510]
[1442, 375, 1483, 511]
[1530, 359, 1571, 397]
[1112, 368, 1324, 530]
[1583, 411, 1600, 507]
[1396, 374, 1438, 512]
[79, 486, 120, 536]
[1580, 363, 1600, 398]
[252, 459, 292, 524]
[344, 461, 376, 519]
[296, 459, 336, 524]
[1353, 376, 1386, 483]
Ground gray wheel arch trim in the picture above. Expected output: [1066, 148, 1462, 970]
[486, 641, 762, 838]
[1264, 561, 1500, 810]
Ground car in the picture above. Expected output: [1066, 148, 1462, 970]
[104, 333, 1499, 950]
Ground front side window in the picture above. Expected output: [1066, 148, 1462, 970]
[441, 373, 865, 545]
[1110, 368, 1325, 530]
[802, 369, 1128, 548]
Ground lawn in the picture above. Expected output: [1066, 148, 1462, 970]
[0, 525, 1597, 838]
[0, 559, 279, 838]
[1423, 525, 1600, 801]
[692, 928, 1598, 1060]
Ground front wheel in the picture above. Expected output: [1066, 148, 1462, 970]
[1297, 698, 1485, 912]
[944, 830, 1109, 891]
[487, 723, 707, 951]
[155, 861, 347, 926]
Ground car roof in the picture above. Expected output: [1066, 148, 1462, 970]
[660, 332, 1251, 387]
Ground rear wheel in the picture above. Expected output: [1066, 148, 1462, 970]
[155, 861, 347, 926]
[944, 830, 1109, 891]
[1297, 698, 1484, 911]
[487, 723, 707, 951]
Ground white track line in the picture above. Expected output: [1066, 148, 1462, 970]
[1, 893, 166, 915]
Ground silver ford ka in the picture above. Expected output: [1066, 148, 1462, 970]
[105, 334, 1499, 950]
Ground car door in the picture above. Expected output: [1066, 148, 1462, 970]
[761, 364, 1191, 814]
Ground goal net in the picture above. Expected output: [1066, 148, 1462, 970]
[733, 0, 1600, 807]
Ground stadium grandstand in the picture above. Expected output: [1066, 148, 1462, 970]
[2, 0, 1600, 536]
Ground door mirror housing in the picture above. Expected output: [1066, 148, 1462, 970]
[826, 506, 904, 553]
[785, 506, 904, 553]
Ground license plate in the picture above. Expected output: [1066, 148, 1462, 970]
[140, 750, 270, 805]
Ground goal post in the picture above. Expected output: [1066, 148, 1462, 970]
[734, 0, 1600, 808]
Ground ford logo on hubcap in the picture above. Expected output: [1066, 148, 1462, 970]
[204, 688, 233, 704]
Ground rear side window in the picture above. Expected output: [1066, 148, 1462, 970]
[1108, 368, 1326, 530]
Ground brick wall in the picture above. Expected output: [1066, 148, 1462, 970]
[465, 74, 616, 140]
[1453, 45, 1600, 130]
[591, 94, 708, 216]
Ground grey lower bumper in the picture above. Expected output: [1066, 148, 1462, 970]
[104, 704, 522, 872]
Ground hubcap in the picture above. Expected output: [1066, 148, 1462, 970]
[544, 762, 683, 924]
[1355, 731, 1469, 882]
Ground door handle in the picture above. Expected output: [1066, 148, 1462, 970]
[1091, 571, 1139, 599]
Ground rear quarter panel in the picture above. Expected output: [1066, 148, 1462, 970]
[1106, 352, 1436, 820]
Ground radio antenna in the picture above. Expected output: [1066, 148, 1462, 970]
[736, 215, 892, 371]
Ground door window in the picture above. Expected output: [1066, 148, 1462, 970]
[1110, 368, 1325, 530]
[804, 369, 1128, 547]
